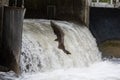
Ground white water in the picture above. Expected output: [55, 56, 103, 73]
[19, 60, 120, 80]
[1, 20, 120, 80]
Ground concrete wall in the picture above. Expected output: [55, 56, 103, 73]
[0, 0, 89, 25]
[90, 7, 120, 44]
[24, 0, 89, 25]
[0, 6, 25, 74]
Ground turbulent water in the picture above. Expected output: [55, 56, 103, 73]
[21, 20, 101, 73]
[1, 20, 120, 80]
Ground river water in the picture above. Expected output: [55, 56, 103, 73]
[0, 20, 120, 80]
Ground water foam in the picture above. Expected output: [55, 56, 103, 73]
[19, 60, 120, 80]
[20, 20, 101, 73]
[2, 20, 120, 80]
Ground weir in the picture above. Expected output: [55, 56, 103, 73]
[0, 0, 120, 80]
[0, 0, 89, 74]
[0, 0, 120, 76]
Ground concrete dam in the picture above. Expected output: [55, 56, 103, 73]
[0, 0, 120, 80]
[24, 0, 120, 57]
[90, 7, 120, 57]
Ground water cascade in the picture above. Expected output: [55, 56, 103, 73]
[21, 20, 101, 73]
[1, 20, 120, 80]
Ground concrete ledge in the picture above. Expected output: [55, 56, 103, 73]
[99, 40, 120, 58]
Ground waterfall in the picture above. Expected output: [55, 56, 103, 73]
[1, 19, 120, 80]
[20, 19, 101, 73]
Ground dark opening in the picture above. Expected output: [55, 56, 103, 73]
[89, 7, 120, 44]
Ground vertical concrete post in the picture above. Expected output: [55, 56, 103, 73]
[0, 5, 3, 50]
[2, 6, 25, 74]
[0, 0, 8, 50]
[81, 0, 89, 26]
